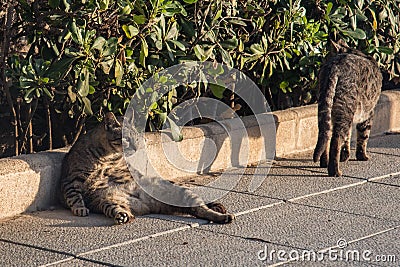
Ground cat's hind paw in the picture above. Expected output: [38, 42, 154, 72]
[328, 167, 342, 177]
[356, 152, 370, 161]
[114, 212, 134, 225]
[340, 147, 350, 162]
[72, 207, 90, 217]
[225, 214, 236, 223]
[216, 213, 235, 224]
[207, 202, 227, 214]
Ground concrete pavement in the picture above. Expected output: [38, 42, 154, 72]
[0, 133, 399, 266]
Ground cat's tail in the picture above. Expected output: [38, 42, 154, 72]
[313, 65, 338, 163]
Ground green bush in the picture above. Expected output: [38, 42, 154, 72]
[1, 0, 399, 155]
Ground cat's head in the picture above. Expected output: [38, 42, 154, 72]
[103, 112, 123, 152]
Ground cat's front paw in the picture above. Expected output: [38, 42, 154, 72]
[114, 212, 134, 225]
[72, 207, 90, 217]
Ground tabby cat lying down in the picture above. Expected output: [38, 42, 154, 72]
[60, 112, 235, 225]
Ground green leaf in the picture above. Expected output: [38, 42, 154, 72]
[69, 20, 83, 45]
[89, 85, 95, 94]
[343, 28, 366, 40]
[19, 76, 36, 89]
[48, 57, 76, 79]
[43, 87, 53, 99]
[221, 37, 238, 50]
[77, 67, 89, 97]
[228, 19, 247, 26]
[67, 86, 76, 103]
[121, 5, 131, 15]
[279, 81, 289, 91]
[133, 15, 147, 24]
[194, 45, 205, 60]
[377, 46, 394, 54]
[82, 96, 93, 115]
[122, 25, 139, 39]
[213, 9, 222, 21]
[250, 43, 265, 55]
[182, 0, 198, 3]
[92, 36, 106, 51]
[23, 88, 36, 103]
[210, 84, 225, 99]
[165, 22, 178, 40]
[166, 116, 183, 142]
[103, 37, 118, 57]
[99, 0, 109, 10]
[48, 0, 60, 8]
[326, 2, 333, 15]
[159, 76, 168, 83]
[169, 40, 185, 51]
[100, 59, 113, 74]
[115, 59, 123, 86]
[220, 48, 233, 67]
[139, 37, 148, 67]
[203, 46, 214, 60]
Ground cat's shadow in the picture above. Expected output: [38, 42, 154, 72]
[35, 209, 209, 228]
[35, 209, 115, 228]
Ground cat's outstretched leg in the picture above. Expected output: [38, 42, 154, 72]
[140, 177, 235, 224]
[356, 116, 373, 161]
[189, 204, 235, 224]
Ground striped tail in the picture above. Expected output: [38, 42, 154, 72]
[313, 65, 338, 163]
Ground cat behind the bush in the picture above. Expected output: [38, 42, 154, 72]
[313, 43, 382, 177]
[60, 112, 235, 224]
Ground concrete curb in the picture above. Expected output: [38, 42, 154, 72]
[1, 90, 399, 220]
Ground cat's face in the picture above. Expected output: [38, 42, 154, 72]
[103, 112, 123, 152]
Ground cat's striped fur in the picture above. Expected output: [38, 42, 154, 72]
[313, 48, 382, 177]
[60, 112, 235, 224]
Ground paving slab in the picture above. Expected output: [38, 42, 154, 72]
[0, 210, 193, 265]
[282, 228, 400, 267]
[378, 174, 400, 187]
[0, 240, 70, 267]
[292, 180, 400, 222]
[201, 203, 398, 252]
[81, 226, 293, 267]
[345, 228, 400, 266]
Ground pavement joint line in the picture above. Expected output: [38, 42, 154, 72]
[287, 181, 367, 203]
[367, 171, 400, 182]
[234, 201, 285, 217]
[39, 257, 76, 267]
[32, 170, 400, 267]
[268, 224, 400, 267]
[77, 225, 194, 257]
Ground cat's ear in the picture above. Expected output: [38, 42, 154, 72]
[104, 112, 120, 131]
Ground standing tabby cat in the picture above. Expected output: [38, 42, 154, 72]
[313, 44, 382, 177]
[60, 112, 235, 224]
